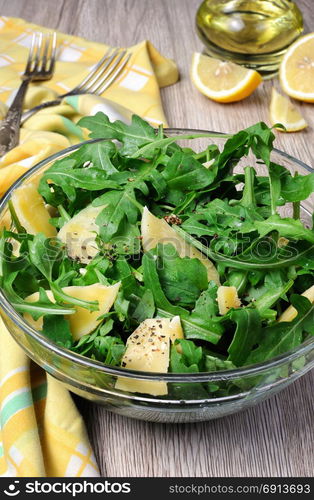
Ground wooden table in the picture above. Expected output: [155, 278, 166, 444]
[0, 0, 313, 477]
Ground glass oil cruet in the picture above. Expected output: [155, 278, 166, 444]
[196, 0, 304, 77]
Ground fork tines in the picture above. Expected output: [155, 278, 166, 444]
[75, 47, 131, 95]
[25, 32, 57, 78]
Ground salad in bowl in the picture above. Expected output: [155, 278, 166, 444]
[0, 113, 313, 420]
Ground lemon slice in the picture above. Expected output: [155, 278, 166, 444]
[279, 33, 314, 102]
[191, 52, 262, 103]
[269, 88, 307, 132]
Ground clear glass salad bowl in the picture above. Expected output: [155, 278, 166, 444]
[0, 129, 313, 423]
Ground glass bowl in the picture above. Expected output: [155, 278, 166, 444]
[0, 129, 313, 423]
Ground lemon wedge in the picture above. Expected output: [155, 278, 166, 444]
[270, 88, 307, 132]
[279, 33, 314, 102]
[191, 52, 262, 103]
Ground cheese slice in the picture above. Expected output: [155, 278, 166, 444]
[115, 316, 183, 396]
[217, 286, 241, 315]
[11, 182, 56, 237]
[141, 206, 220, 285]
[58, 204, 105, 264]
[24, 282, 120, 340]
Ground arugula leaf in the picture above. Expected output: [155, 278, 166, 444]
[268, 162, 285, 215]
[69, 141, 118, 174]
[94, 190, 141, 242]
[104, 219, 141, 256]
[281, 173, 314, 202]
[143, 251, 222, 343]
[93, 336, 125, 364]
[39, 160, 120, 202]
[74, 327, 125, 365]
[156, 244, 208, 308]
[142, 251, 186, 317]
[78, 113, 157, 156]
[213, 122, 275, 181]
[50, 283, 99, 312]
[114, 289, 130, 323]
[171, 339, 203, 372]
[0, 231, 5, 279]
[132, 289, 155, 323]
[253, 279, 293, 317]
[190, 282, 220, 318]
[42, 315, 73, 348]
[227, 308, 262, 366]
[28, 233, 62, 281]
[13, 288, 75, 321]
[93, 161, 163, 242]
[174, 224, 314, 270]
[205, 354, 236, 371]
[73, 319, 114, 353]
[80, 111, 228, 161]
[72, 257, 110, 287]
[216, 130, 250, 178]
[241, 166, 256, 208]
[169, 341, 209, 398]
[111, 258, 139, 296]
[27, 233, 99, 311]
[245, 122, 276, 166]
[99, 318, 115, 336]
[246, 295, 314, 364]
[164, 154, 216, 192]
[227, 271, 248, 295]
[255, 215, 314, 244]
[184, 290, 223, 342]
[8, 201, 26, 233]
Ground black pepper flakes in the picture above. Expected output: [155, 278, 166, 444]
[164, 214, 182, 225]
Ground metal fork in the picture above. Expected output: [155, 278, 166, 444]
[0, 32, 57, 157]
[21, 48, 131, 124]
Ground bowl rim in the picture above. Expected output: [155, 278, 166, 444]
[0, 129, 313, 383]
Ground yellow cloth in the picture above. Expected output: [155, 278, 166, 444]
[0, 16, 179, 477]
[0, 320, 99, 477]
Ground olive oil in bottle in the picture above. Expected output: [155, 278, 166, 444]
[196, 0, 303, 77]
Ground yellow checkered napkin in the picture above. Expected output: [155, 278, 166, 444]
[0, 319, 99, 477]
[0, 16, 179, 477]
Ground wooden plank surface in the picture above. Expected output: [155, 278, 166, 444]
[0, 0, 313, 477]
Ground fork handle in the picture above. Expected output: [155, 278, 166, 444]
[0, 80, 30, 157]
[21, 97, 63, 124]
